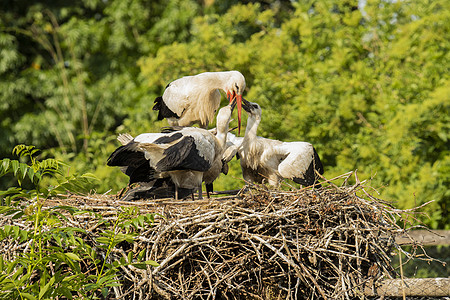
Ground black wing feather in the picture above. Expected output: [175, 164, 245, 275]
[127, 163, 157, 184]
[107, 143, 145, 167]
[160, 126, 186, 133]
[107, 142, 158, 184]
[154, 132, 183, 144]
[153, 96, 179, 120]
[156, 136, 212, 172]
[313, 147, 324, 175]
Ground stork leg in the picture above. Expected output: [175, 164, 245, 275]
[175, 185, 179, 201]
[197, 185, 203, 200]
[206, 183, 213, 199]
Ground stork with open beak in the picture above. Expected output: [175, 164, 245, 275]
[238, 99, 324, 187]
[153, 70, 246, 134]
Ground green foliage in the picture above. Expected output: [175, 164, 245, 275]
[1, 1, 448, 228]
[0, 145, 97, 203]
[0, 146, 157, 299]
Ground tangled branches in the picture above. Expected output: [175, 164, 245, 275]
[1, 172, 432, 299]
[132, 183, 400, 299]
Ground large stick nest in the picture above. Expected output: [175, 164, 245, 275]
[1, 172, 431, 299]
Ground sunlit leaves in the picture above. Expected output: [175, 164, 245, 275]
[0, 33, 24, 74]
[0, 152, 158, 298]
[1, 0, 448, 229]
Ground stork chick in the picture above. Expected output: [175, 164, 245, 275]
[238, 99, 324, 187]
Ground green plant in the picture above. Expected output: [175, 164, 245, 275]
[0, 145, 158, 299]
[83, 207, 158, 298]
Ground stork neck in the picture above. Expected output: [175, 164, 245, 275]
[244, 116, 260, 142]
[216, 131, 227, 149]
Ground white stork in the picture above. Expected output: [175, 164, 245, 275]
[201, 115, 241, 197]
[153, 71, 246, 134]
[200, 133, 244, 196]
[238, 99, 324, 187]
[107, 102, 235, 200]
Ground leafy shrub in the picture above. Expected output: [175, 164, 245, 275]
[0, 145, 158, 299]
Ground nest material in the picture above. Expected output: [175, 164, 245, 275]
[1, 173, 430, 299]
[137, 185, 398, 300]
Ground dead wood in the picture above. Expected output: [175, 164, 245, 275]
[0, 172, 440, 299]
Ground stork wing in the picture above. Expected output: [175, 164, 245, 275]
[107, 142, 159, 184]
[161, 79, 192, 118]
[126, 162, 157, 184]
[107, 142, 145, 168]
[160, 126, 186, 133]
[226, 133, 244, 148]
[276, 142, 323, 186]
[117, 133, 134, 145]
[134, 132, 169, 143]
[222, 142, 239, 163]
[275, 142, 314, 178]
[154, 136, 213, 172]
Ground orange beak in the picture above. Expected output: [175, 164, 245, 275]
[236, 94, 242, 136]
[227, 91, 242, 135]
[226, 91, 232, 102]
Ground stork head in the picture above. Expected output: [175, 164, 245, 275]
[242, 98, 262, 121]
[225, 71, 246, 136]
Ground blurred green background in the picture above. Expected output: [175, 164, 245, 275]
[1, 0, 448, 229]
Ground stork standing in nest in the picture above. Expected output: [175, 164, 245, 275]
[238, 99, 324, 187]
[153, 71, 246, 134]
[108, 102, 236, 200]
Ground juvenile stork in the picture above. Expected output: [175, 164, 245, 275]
[153, 71, 246, 134]
[201, 112, 240, 197]
[238, 99, 324, 187]
[107, 102, 236, 200]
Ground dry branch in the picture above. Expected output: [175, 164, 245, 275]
[0, 172, 442, 299]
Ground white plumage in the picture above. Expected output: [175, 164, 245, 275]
[200, 103, 239, 197]
[153, 71, 246, 132]
[221, 132, 243, 165]
[238, 99, 324, 187]
[108, 103, 235, 200]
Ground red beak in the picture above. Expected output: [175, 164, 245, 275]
[226, 91, 232, 102]
[236, 94, 242, 136]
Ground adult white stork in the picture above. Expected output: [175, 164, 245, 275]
[153, 71, 246, 134]
[107, 102, 236, 200]
[238, 99, 324, 187]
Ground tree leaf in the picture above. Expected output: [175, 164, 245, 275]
[11, 160, 19, 176]
[20, 293, 37, 300]
[38, 276, 55, 300]
[65, 252, 81, 261]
